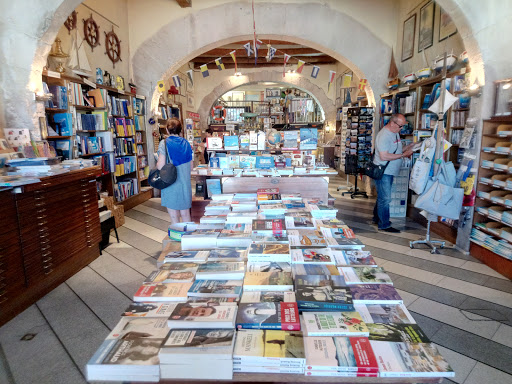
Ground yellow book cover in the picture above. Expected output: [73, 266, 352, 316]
[264, 330, 305, 359]
[243, 272, 293, 287]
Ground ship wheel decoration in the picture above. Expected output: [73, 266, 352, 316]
[83, 14, 100, 51]
[64, 11, 77, 34]
[105, 27, 122, 67]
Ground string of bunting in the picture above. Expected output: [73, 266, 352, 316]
[162, 41, 367, 93]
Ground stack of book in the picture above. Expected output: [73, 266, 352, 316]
[86, 187, 455, 382]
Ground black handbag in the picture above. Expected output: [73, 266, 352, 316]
[364, 136, 399, 180]
[148, 139, 177, 190]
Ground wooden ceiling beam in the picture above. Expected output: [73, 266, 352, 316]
[192, 56, 335, 65]
[193, 61, 337, 69]
[198, 47, 323, 57]
[175, 0, 192, 8]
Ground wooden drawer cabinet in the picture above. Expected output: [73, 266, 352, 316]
[0, 167, 102, 326]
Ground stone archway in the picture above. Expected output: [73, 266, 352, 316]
[196, 71, 337, 126]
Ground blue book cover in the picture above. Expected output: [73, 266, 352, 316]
[224, 135, 239, 150]
[188, 280, 242, 297]
[255, 156, 275, 169]
[206, 179, 222, 197]
[300, 128, 318, 150]
[209, 157, 220, 168]
[53, 113, 73, 136]
[218, 157, 229, 169]
[239, 156, 256, 169]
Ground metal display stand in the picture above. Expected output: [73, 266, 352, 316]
[410, 54, 449, 254]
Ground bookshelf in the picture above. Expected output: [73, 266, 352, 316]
[470, 118, 512, 279]
[42, 71, 153, 209]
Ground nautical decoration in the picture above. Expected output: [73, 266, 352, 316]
[283, 54, 291, 77]
[64, 11, 77, 34]
[68, 28, 92, 77]
[105, 27, 122, 67]
[229, 51, 238, 73]
[328, 70, 336, 92]
[296, 60, 305, 74]
[83, 14, 100, 51]
[48, 38, 70, 74]
[311, 66, 320, 79]
[96, 68, 103, 84]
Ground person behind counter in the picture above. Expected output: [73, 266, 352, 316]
[156, 118, 193, 224]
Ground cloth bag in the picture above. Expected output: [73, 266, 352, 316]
[414, 162, 464, 220]
[148, 138, 177, 190]
[409, 136, 435, 194]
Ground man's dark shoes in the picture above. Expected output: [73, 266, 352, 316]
[381, 227, 400, 233]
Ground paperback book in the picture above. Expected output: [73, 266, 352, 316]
[340, 267, 394, 285]
[251, 219, 286, 235]
[188, 279, 243, 298]
[288, 229, 327, 248]
[122, 302, 178, 318]
[107, 317, 170, 340]
[167, 302, 238, 329]
[334, 251, 377, 267]
[248, 243, 291, 262]
[291, 248, 335, 264]
[163, 250, 209, 264]
[292, 264, 339, 276]
[349, 284, 403, 305]
[207, 248, 248, 262]
[236, 302, 300, 330]
[133, 282, 192, 302]
[240, 291, 296, 303]
[195, 262, 246, 280]
[302, 312, 369, 336]
[246, 262, 292, 273]
[144, 269, 196, 284]
[243, 271, 294, 291]
[367, 323, 430, 343]
[354, 303, 416, 324]
[285, 215, 316, 230]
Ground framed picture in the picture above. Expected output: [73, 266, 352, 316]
[418, 1, 434, 52]
[439, 7, 457, 41]
[187, 93, 195, 109]
[401, 14, 416, 61]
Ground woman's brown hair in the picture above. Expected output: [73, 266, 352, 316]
[166, 118, 182, 136]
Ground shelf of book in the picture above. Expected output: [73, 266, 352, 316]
[45, 107, 68, 113]
[47, 136, 71, 139]
[80, 152, 106, 157]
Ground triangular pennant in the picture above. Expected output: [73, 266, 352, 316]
[186, 70, 194, 87]
[296, 60, 305, 74]
[243, 42, 254, 57]
[283, 54, 291, 77]
[215, 57, 225, 71]
[328, 70, 336, 92]
[200, 64, 209, 78]
[172, 75, 181, 87]
[229, 50, 238, 73]
[267, 46, 276, 61]
[311, 66, 320, 78]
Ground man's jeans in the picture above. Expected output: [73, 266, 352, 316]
[373, 174, 394, 230]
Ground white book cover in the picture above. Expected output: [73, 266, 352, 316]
[122, 302, 178, 318]
[211, 194, 234, 201]
[240, 291, 296, 303]
[247, 262, 292, 273]
[370, 341, 455, 378]
[163, 250, 209, 263]
[302, 312, 369, 336]
[291, 248, 335, 264]
[207, 136, 223, 150]
[196, 262, 245, 279]
[160, 328, 235, 358]
[168, 303, 238, 329]
[225, 212, 258, 224]
[285, 215, 316, 230]
[107, 317, 170, 340]
[340, 267, 393, 285]
[354, 303, 416, 324]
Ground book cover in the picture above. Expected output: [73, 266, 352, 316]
[288, 229, 326, 248]
[350, 284, 403, 304]
[188, 280, 243, 298]
[224, 223, 252, 232]
[304, 336, 379, 373]
[321, 227, 356, 239]
[236, 302, 300, 330]
[163, 250, 209, 263]
[239, 155, 256, 169]
[134, 283, 192, 302]
[285, 215, 315, 230]
[325, 237, 365, 249]
[370, 341, 455, 378]
[302, 312, 369, 336]
[341, 267, 393, 285]
[300, 128, 318, 150]
[367, 323, 430, 343]
[168, 302, 237, 324]
[206, 179, 222, 197]
[336, 251, 377, 267]
[294, 274, 346, 288]
[251, 234, 289, 243]
[196, 262, 245, 274]
[207, 136, 223, 150]
[247, 262, 291, 273]
[252, 219, 286, 235]
[292, 264, 340, 276]
[239, 134, 250, 149]
[208, 248, 247, 261]
[291, 248, 335, 264]
[227, 155, 240, 168]
[88, 338, 162, 367]
[240, 291, 296, 303]
[144, 269, 196, 284]
[295, 286, 354, 311]
[291, 152, 303, 166]
[248, 243, 290, 257]
[354, 304, 416, 324]
[107, 317, 170, 340]
[161, 328, 235, 353]
[122, 302, 178, 317]
[224, 136, 239, 150]
[255, 156, 275, 169]
[282, 131, 299, 150]
[243, 272, 293, 291]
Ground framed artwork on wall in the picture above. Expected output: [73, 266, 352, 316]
[401, 14, 416, 61]
[418, 1, 435, 52]
[187, 93, 195, 109]
[439, 7, 457, 41]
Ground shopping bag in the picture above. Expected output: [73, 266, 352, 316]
[409, 137, 435, 194]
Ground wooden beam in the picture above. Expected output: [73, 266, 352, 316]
[175, 0, 191, 7]
[192, 56, 335, 65]
[193, 61, 336, 69]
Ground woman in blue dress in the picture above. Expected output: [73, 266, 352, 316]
[156, 118, 193, 224]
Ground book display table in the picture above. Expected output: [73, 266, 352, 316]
[0, 166, 102, 326]
[159, 375, 442, 383]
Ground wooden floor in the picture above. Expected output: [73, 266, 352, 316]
[0, 176, 511, 384]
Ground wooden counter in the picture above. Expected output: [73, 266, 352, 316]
[0, 166, 102, 326]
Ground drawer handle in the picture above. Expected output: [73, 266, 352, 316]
[43, 263, 53, 269]
[42, 257, 52, 263]
[36, 215, 47, 220]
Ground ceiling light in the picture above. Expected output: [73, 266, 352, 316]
[234, 72, 242, 77]
[503, 83, 511, 90]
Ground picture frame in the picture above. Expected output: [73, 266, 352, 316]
[439, 7, 457, 41]
[401, 14, 416, 61]
[187, 92, 195, 109]
[418, 1, 434, 52]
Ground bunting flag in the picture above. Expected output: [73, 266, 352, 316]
[172, 75, 181, 87]
[200, 64, 209, 78]
[311, 65, 320, 78]
[296, 60, 305, 74]
[283, 54, 291, 77]
[157, 80, 165, 93]
[229, 50, 238, 73]
[358, 78, 368, 91]
[267, 46, 276, 61]
[253, 39, 263, 65]
[215, 57, 225, 71]
[244, 42, 254, 57]
[342, 73, 352, 88]
[328, 70, 336, 92]
[344, 89, 352, 105]
[186, 70, 194, 87]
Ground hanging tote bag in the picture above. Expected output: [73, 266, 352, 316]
[148, 138, 177, 190]
[414, 162, 464, 220]
[409, 136, 436, 194]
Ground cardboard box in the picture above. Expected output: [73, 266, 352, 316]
[113, 205, 125, 228]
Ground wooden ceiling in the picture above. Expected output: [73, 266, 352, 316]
[191, 40, 337, 69]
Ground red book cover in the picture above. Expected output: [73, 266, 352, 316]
[134, 284, 154, 298]
[257, 188, 280, 194]
[343, 228, 356, 238]
[272, 219, 284, 235]
[350, 337, 379, 373]
[280, 302, 300, 331]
